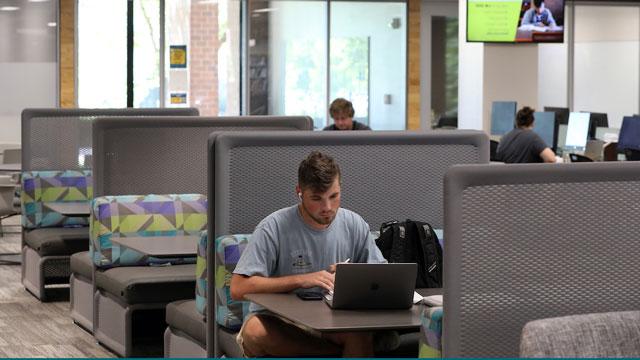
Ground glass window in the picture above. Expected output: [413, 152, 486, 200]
[77, 0, 127, 108]
[573, 5, 639, 128]
[248, 1, 328, 128]
[165, 0, 240, 115]
[134, 0, 160, 108]
[0, 0, 58, 142]
[330, 1, 407, 130]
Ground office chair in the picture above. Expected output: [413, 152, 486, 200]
[490, 140, 500, 161]
[521, 311, 640, 357]
[569, 153, 593, 162]
[624, 149, 640, 161]
[603, 142, 618, 161]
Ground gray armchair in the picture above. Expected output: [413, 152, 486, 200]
[520, 311, 640, 357]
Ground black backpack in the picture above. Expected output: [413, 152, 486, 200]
[375, 219, 443, 288]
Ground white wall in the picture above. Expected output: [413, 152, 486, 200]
[457, 0, 484, 130]
[573, 5, 639, 128]
[483, 44, 538, 131]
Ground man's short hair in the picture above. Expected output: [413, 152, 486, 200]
[329, 98, 355, 119]
[298, 151, 341, 193]
[533, 0, 543, 7]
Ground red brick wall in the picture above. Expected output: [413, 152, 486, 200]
[190, 3, 219, 116]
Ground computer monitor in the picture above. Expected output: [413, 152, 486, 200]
[533, 112, 556, 149]
[588, 112, 608, 139]
[595, 127, 620, 142]
[490, 101, 517, 136]
[556, 124, 568, 153]
[564, 112, 591, 152]
[617, 116, 640, 151]
[544, 107, 570, 125]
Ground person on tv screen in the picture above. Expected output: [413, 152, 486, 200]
[521, 0, 557, 28]
[496, 106, 557, 163]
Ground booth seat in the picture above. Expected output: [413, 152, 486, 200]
[165, 231, 420, 358]
[90, 193, 206, 357]
[21, 170, 92, 301]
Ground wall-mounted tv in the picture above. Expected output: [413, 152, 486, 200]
[467, 0, 565, 43]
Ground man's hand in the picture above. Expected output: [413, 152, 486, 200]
[296, 270, 335, 292]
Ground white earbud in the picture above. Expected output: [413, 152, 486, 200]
[298, 192, 302, 200]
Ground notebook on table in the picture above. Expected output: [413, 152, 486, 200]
[323, 263, 417, 310]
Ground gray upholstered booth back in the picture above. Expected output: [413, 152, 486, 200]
[206, 130, 489, 356]
[21, 108, 199, 171]
[93, 116, 313, 197]
[443, 162, 640, 357]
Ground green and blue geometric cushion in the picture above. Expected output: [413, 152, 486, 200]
[196, 233, 251, 330]
[90, 193, 207, 268]
[21, 170, 93, 229]
[419, 306, 443, 358]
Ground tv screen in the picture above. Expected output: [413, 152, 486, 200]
[490, 101, 517, 136]
[467, 0, 565, 43]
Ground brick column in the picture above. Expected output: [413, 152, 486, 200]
[190, 3, 219, 116]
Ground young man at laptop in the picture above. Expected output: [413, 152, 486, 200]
[230, 151, 389, 357]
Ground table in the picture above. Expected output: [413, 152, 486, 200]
[0, 163, 20, 172]
[245, 287, 442, 332]
[44, 202, 90, 217]
[110, 235, 199, 258]
[516, 28, 563, 42]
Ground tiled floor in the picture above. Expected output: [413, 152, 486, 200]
[0, 216, 114, 358]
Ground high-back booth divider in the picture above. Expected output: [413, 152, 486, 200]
[443, 162, 640, 357]
[206, 130, 489, 357]
[85, 116, 312, 357]
[20, 107, 199, 301]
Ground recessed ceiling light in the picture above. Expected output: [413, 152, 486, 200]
[47, 22, 57, 27]
[0, 6, 20, 11]
[29, 0, 50, 2]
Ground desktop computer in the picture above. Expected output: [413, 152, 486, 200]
[564, 112, 590, 154]
[533, 112, 556, 149]
[490, 101, 517, 136]
[587, 112, 608, 140]
[544, 107, 570, 152]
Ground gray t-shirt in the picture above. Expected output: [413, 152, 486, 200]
[496, 128, 548, 163]
[234, 205, 386, 312]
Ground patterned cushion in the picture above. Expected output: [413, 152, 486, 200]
[90, 193, 207, 268]
[21, 170, 93, 229]
[419, 306, 443, 358]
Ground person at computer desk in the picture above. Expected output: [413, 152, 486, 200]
[323, 97, 371, 131]
[230, 151, 390, 357]
[521, 0, 557, 28]
[496, 106, 557, 163]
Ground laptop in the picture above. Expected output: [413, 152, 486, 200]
[323, 263, 417, 310]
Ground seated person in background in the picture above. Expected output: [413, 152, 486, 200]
[521, 0, 557, 28]
[496, 106, 557, 163]
[324, 98, 371, 130]
[230, 151, 388, 357]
